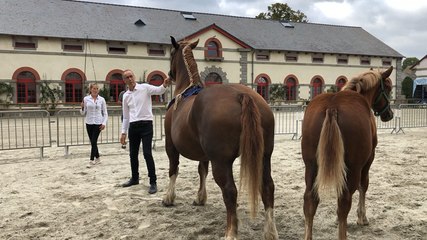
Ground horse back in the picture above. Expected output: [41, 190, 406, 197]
[190, 84, 274, 155]
[302, 91, 376, 166]
[194, 84, 274, 130]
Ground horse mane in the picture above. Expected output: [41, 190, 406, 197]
[341, 70, 381, 93]
[181, 40, 203, 86]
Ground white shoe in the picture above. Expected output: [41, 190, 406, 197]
[95, 157, 101, 164]
[87, 160, 96, 168]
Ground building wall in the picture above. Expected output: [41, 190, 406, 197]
[0, 32, 399, 105]
[414, 58, 427, 77]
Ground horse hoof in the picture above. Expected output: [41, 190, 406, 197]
[192, 200, 205, 206]
[357, 218, 369, 226]
[162, 200, 174, 207]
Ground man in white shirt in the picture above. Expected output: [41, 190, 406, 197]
[120, 69, 170, 194]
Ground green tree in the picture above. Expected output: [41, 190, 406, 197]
[0, 82, 13, 104]
[402, 57, 419, 71]
[98, 85, 111, 102]
[269, 84, 285, 102]
[401, 77, 414, 99]
[256, 3, 308, 22]
[39, 81, 63, 110]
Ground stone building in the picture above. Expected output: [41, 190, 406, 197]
[0, 0, 404, 107]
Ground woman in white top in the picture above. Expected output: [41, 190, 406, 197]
[80, 83, 108, 167]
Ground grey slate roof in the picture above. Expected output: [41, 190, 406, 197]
[0, 0, 403, 58]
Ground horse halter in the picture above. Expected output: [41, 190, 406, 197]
[372, 78, 391, 116]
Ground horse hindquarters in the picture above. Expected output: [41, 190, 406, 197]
[315, 108, 353, 240]
[315, 108, 346, 197]
[240, 94, 278, 239]
[303, 107, 348, 240]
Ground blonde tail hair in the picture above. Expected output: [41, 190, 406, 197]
[315, 108, 347, 198]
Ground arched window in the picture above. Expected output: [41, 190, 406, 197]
[147, 72, 166, 104]
[204, 72, 222, 86]
[285, 77, 298, 100]
[207, 41, 219, 57]
[336, 77, 347, 91]
[65, 72, 83, 103]
[311, 77, 323, 99]
[17, 71, 37, 103]
[255, 75, 270, 101]
[109, 73, 125, 102]
[204, 38, 222, 60]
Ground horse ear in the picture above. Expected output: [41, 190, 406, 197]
[381, 66, 393, 79]
[189, 39, 199, 49]
[170, 36, 179, 50]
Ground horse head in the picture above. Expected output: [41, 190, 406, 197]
[169, 36, 202, 96]
[372, 66, 393, 122]
[342, 66, 394, 122]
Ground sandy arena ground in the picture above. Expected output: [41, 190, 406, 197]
[0, 128, 426, 239]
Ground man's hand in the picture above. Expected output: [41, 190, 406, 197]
[99, 125, 105, 131]
[163, 77, 171, 87]
[120, 133, 127, 145]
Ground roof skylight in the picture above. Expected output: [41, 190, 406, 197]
[181, 12, 196, 20]
[280, 21, 294, 28]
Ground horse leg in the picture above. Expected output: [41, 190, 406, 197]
[162, 144, 180, 206]
[260, 154, 278, 240]
[193, 161, 209, 206]
[211, 161, 238, 240]
[336, 189, 353, 240]
[336, 172, 359, 240]
[357, 154, 374, 225]
[303, 166, 319, 240]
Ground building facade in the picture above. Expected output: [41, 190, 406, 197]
[0, 0, 404, 107]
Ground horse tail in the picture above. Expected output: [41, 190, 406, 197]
[315, 108, 347, 199]
[239, 94, 264, 219]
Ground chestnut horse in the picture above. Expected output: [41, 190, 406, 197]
[301, 66, 394, 240]
[162, 36, 278, 240]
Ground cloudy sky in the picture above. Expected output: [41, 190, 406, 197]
[82, 0, 427, 60]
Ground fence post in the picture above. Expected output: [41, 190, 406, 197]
[40, 147, 44, 160]
[64, 145, 69, 156]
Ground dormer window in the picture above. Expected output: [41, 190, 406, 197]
[134, 19, 145, 26]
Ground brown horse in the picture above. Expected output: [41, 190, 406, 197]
[301, 66, 394, 240]
[162, 36, 278, 240]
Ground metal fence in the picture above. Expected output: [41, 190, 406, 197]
[1, 104, 427, 158]
[374, 104, 400, 133]
[0, 110, 51, 158]
[395, 104, 427, 133]
[55, 106, 165, 155]
[271, 105, 304, 139]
